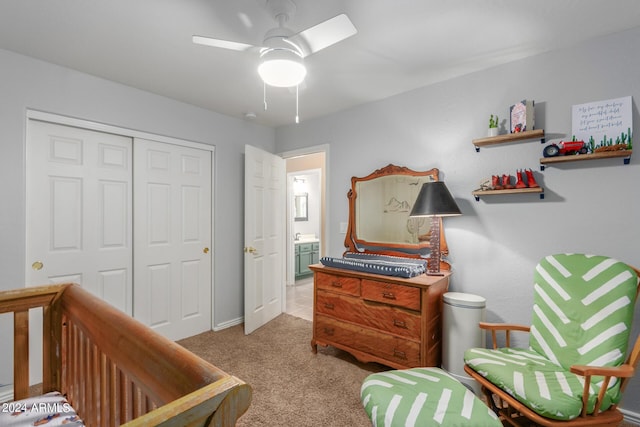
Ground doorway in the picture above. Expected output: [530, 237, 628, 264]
[281, 149, 327, 321]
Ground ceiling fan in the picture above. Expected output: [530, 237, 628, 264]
[193, 0, 357, 88]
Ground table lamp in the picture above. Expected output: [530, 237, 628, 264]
[409, 181, 461, 275]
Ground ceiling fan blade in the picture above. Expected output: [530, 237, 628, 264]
[192, 35, 255, 52]
[293, 13, 357, 57]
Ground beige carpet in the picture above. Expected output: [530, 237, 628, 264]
[178, 314, 640, 427]
[178, 313, 385, 426]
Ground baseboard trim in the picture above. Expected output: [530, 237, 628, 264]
[621, 408, 640, 424]
[0, 384, 13, 403]
[214, 316, 243, 331]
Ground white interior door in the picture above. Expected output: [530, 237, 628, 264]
[26, 120, 133, 312]
[133, 138, 213, 341]
[244, 145, 285, 334]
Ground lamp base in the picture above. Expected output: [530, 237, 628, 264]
[428, 216, 442, 275]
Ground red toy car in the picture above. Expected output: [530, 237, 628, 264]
[543, 140, 588, 157]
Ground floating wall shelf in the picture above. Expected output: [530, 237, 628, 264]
[472, 187, 544, 201]
[472, 129, 545, 152]
[539, 150, 632, 170]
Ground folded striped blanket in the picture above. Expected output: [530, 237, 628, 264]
[320, 252, 426, 278]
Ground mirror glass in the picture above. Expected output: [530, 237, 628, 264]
[345, 164, 448, 260]
[294, 193, 308, 221]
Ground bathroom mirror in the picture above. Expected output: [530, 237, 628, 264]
[344, 164, 450, 266]
[294, 193, 308, 221]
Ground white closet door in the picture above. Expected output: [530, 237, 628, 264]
[133, 138, 212, 341]
[26, 120, 133, 313]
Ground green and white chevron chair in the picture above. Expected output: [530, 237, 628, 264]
[361, 367, 502, 426]
[464, 253, 640, 427]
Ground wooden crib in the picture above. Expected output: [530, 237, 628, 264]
[2, 283, 251, 426]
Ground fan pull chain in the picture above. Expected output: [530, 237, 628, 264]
[295, 84, 300, 124]
[263, 82, 268, 111]
[262, 81, 301, 124]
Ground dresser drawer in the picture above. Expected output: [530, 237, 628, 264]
[315, 315, 354, 352]
[316, 290, 421, 339]
[361, 280, 420, 311]
[316, 272, 360, 296]
[315, 314, 421, 366]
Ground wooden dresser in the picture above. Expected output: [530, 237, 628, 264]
[309, 264, 450, 369]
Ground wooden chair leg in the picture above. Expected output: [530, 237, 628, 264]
[481, 385, 499, 414]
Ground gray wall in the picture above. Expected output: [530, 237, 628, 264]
[0, 49, 274, 384]
[276, 27, 640, 416]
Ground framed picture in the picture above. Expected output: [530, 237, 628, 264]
[572, 96, 632, 151]
[510, 100, 535, 133]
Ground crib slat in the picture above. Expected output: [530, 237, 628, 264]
[42, 303, 52, 393]
[61, 315, 69, 398]
[110, 359, 118, 427]
[120, 371, 131, 424]
[87, 341, 97, 426]
[100, 353, 108, 426]
[14, 309, 29, 400]
[132, 385, 141, 419]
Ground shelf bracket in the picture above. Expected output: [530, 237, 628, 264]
[540, 164, 546, 171]
[474, 195, 480, 201]
[540, 193, 545, 200]
[624, 157, 631, 165]
[475, 146, 480, 152]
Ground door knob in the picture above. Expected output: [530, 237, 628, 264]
[244, 246, 257, 254]
[32, 261, 44, 271]
[203, 247, 210, 254]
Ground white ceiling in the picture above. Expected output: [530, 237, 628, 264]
[1, 0, 640, 128]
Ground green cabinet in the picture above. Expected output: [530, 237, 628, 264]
[295, 242, 319, 279]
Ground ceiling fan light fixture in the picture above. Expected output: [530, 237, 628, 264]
[258, 47, 306, 88]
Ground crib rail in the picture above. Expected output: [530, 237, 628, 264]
[0, 284, 67, 400]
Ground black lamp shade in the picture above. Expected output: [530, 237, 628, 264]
[409, 181, 462, 217]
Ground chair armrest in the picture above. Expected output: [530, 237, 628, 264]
[569, 364, 635, 417]
[570, 364, 634, 378]
[479, 322, 531, 332]
[478, 322, 530, 349]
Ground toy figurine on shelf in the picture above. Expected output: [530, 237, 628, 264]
[543, 140, 587, 157]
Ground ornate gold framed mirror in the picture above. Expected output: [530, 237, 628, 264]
[344, 164, 450, 269]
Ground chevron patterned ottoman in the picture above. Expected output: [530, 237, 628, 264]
[361, 367, 501, 426]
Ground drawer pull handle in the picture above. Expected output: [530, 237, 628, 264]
[323, 327, 335, 336]
[393, 349, 407, 360]
[382, 292, 396, 300]
[393, 319, 407, 329]
[324, 303, 335, 310]
[331, 281, 343, 288]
